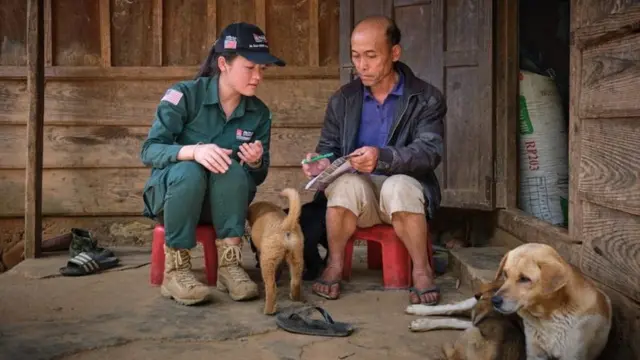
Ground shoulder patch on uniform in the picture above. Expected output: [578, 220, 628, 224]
[161, 89, 183, 106]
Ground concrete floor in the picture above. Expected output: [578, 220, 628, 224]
[0, 246, 471, 360]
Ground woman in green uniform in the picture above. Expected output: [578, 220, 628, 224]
[140, 22, 285, 305]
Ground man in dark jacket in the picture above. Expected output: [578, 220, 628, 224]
[302, 15, 446, 305]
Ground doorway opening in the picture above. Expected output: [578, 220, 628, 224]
[515, 0, 571, 229]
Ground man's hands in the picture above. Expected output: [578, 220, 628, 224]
[302, 153, 330, 178]
[301, 146, 379, 178]
[238, 140, 264, 167]
[193, 140, 264, 174]
[348, 146, 379, 173]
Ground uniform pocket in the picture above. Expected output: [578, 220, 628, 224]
[142, 169, 168, 218]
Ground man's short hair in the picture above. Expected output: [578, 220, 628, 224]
[354, 15, 402, 48]
[385, 18, 402, 47]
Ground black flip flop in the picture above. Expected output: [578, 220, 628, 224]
[409, 286, 441, 305]
[276, 307, 355, 337]
[59, 251, 120, 276]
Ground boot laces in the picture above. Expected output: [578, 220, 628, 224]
[174, 249, 202, 288]
[221, 245, 251, 282]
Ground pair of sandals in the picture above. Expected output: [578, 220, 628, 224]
[59, 247, 119, 277]
[312, 279, 441, 305]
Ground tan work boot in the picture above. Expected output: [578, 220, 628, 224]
[160, 245, 211, 305]
[216, 240, 259, 301]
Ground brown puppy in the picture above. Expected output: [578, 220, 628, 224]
[492, 243, 612, 360]
[406, 281, 526, 360]
[247, 188, 304, 315]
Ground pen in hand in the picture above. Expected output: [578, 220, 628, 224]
[301, 152, 334, 165]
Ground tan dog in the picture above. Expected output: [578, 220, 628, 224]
[492, 243, 612, 360]
[247, 188, 304, 315]
[406, 281, 526, 360]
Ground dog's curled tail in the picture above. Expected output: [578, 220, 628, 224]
[279, 187, 301, 232]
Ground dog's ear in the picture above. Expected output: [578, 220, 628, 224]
[474, 292, 481, 300]
[538, 260, 568, 295]
[493, 251, 509, 282]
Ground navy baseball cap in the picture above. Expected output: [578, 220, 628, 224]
[214, 22, 286, 66]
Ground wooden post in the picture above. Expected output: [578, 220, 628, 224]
[25, 0, 45, 259]
[152, 0, 163, 66]
[255, 0, 266, 32]
[308, 0, 319, 67]
[99, 0, 111, 67]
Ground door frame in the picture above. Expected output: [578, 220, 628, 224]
[492, 0, 581, 259]
[494, 0, 519, 210]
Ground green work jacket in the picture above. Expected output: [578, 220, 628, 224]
[139, 75, 272, 217]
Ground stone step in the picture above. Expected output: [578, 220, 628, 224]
[447, 246, 509, 290]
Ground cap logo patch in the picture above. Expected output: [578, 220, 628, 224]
[253, 34, 267, 43]
[224, 35, 237, 49]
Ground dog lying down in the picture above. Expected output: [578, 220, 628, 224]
[491, 243, 612, 360]
[406, 281, 526, 360]
[247, 188, 305, 315]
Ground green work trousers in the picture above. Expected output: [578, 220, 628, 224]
[153, 160, 256, 249]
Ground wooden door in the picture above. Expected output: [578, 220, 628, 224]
[339, 0, 496, 210]
[570, 1, 640, 304]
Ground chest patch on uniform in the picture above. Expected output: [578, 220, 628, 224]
[236, 129, 254, 141]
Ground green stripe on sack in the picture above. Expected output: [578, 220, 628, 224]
[560, 196, 568, 227]
[519, 95, 534, 135]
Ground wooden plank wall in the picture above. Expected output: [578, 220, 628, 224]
[571, 1, 640, 305]
[568, 1, 640, 357]
[0, 0, 340, 247]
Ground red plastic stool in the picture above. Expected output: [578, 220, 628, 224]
[149, 224, 218, 286]
[342, 224, 434, 289]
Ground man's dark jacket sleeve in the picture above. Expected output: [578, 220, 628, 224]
[315, 94, 342, 163]
[376, 93, 446, 176]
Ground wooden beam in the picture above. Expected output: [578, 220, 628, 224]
[0, 65, 340, 80]
[308, 0, 320, 67]
[152, 0, 163, 66]
[25, 0, 45, 259]
[255, 0, 267, 32]
[572, 5, 640, 49]
[569, 27, 584, 240]
[44, 0, 52, 66]
[494, 0, 518, 209]
[339, 0, 354, 85]
[207, 0, 217, 47]
[99, 0, 111, 67]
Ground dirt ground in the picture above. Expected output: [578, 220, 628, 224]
[0, 246, 471, 360]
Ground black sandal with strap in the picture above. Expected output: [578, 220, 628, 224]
[59, 251, 120, 276]
[276, 306, 355, 337]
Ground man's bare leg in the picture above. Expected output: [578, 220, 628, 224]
[311, 206, 357, 299]
[392, 211, 439, 304]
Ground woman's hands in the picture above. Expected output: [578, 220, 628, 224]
[193, 144, 233, 173]
[237, 140, 263, 167]
[192, 141, 263, 174]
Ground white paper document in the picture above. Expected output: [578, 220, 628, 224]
[304, 156, 356, 191]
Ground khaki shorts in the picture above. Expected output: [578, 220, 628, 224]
[324, 173, 425, 228]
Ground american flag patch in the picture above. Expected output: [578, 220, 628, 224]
[224, 35, 237, 49]
[161, 89, 183, 106]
